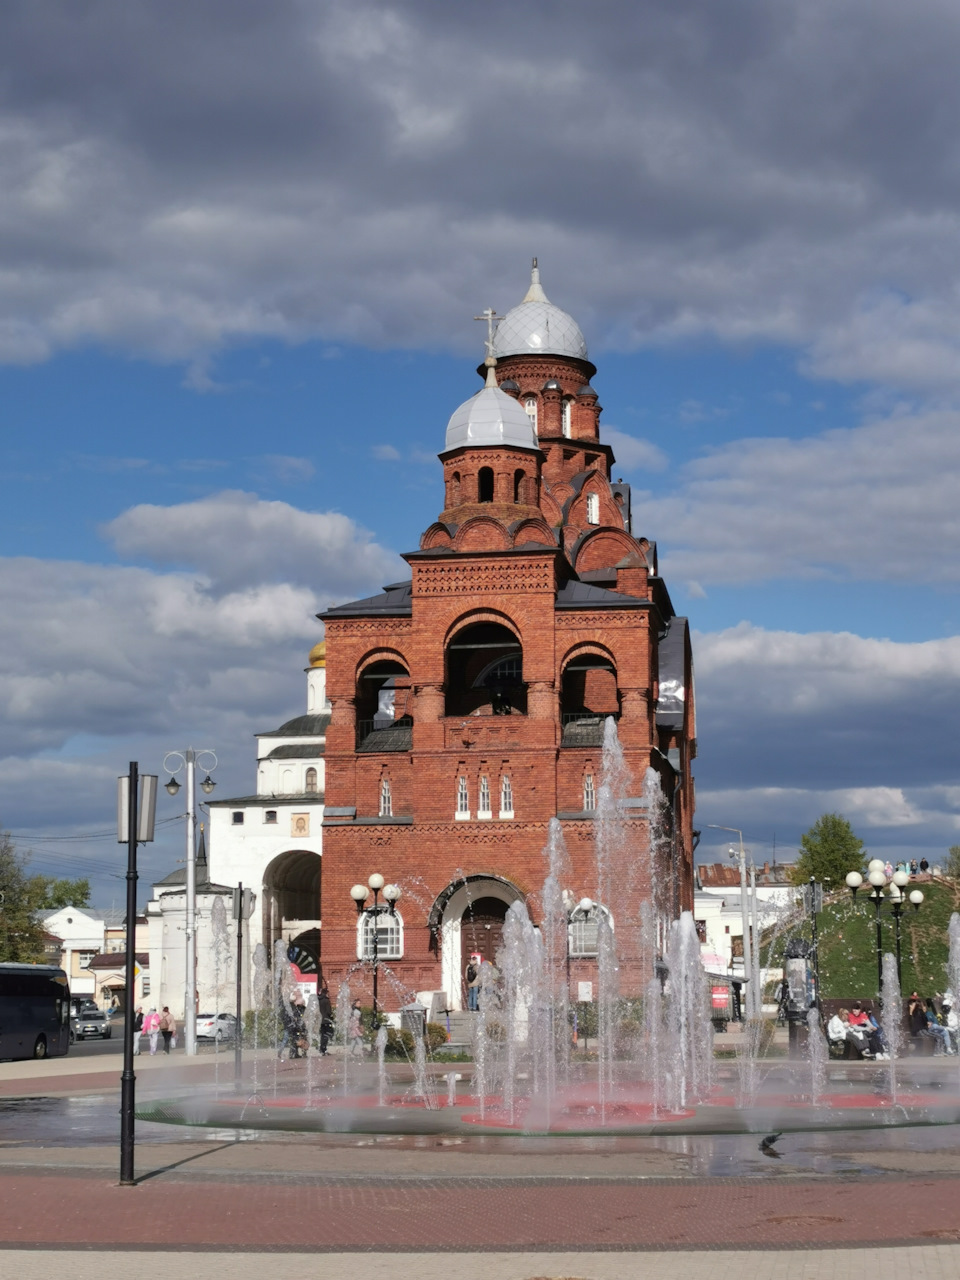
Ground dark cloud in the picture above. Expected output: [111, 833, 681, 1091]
[1, 2, 960, 392]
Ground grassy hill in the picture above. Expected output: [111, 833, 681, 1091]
[764, 876, 960, 1000]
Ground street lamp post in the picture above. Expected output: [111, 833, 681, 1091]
[846, 861, 923, 1003]
[163, 747, 217, 1055]
[707, 824, 756, 1019]
[351, 873, 401, 1023]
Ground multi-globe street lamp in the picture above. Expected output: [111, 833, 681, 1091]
[350, 873, 401, 1024]
[846, 859, 923, 1001]
[163, 747, 217, 1055]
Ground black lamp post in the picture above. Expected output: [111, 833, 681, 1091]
[350, 874, 401, 1024]
[846, 861, 923, 1001]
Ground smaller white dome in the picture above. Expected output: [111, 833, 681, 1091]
[444, 384, 538, 452]
[492, 263, 587, 360]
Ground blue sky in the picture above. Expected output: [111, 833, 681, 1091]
[3, 0, 960, 896]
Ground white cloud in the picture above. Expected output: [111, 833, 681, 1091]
[603, 428, 668, 473]
[103, 490, 403, 594]
[372, 444, 401, 461]
[646, 408, 960, 585]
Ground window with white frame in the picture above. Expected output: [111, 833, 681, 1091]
[77, 951, 96, 968]
[524, 396, 538, 434]
[264, 809, 278, 824]
[456, 775, 470, 818]
[568, 902, 613, 958]
[500, 775, 514, 818]
[562, 399, 573, 437]
[379, 777, 393, 817]
[478, 775, 491, 818]
[142, 976, 151, 995]
[583, 774, 597, 811]
[586, 492, 600, 525]
[358, 907, 403, 960]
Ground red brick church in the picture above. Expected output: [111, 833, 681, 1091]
[319, 262, 696, 1010]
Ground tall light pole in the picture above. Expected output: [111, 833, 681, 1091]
[350, 873, 401, 1024]
[163, 747, 217, 1055]
[707, 824, 755, 1019]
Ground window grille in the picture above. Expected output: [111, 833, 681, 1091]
[583, 774, 596, 811]
[568, 903, 613, 958]
[379, 778, 393, 817]
[500, 775, 514, 816]
[359, 908, 403, 960]
[456, 776, 470, 815]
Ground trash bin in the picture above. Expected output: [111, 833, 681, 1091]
[400, 1003, 426, 1039]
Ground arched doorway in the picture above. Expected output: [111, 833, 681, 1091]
[262, 849, 321, 969]
[432, 875, 525, 1009]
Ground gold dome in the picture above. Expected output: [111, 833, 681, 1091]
[308, 640, 326, 668]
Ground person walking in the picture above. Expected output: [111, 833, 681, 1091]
[317, 984, 333, 1055]
[159, 1006, 177, 1054]
[143, 1008, 161, 1055]
[131, 1006, 144, 1056]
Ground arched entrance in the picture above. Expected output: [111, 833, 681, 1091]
[432, 875, 525, 1009]
[262, 849, 321, 969]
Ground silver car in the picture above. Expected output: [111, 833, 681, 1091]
[195, 1012, 237, 1043]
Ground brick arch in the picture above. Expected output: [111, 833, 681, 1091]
[559, 640, 618, 676]
[443, 608, 523, 648]
[453, 517, 512, 552]
[573, 527, 643, 574]
[511, 517, 556, 548]
[420, 522, 454, 550]
[356, 648, 410, 679]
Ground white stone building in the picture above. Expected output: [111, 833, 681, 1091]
[145, 643, 328, 1018]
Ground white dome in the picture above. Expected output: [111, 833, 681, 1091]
[492, 264, 587, 360]
[444, 384, 538, 452]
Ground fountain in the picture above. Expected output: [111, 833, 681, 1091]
[139, 719, 960, 1139]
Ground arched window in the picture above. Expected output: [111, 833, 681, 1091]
[562, 399, 573, 437]
[586, 492, 600, 525]
[448, 471, 461, 505]
[499, 775, 514, 818]
[583, 774, 597, 811]
[305, 767, 318, 794]
[478, 467, 494, 502]
[282, 768, 294, 794]
[355, 659, 411, 741]
[568, 901, 613, 958]
[513, 468, 525, 503]
[478, 775, 491, 818]
[524, 397, 538, 434]
[456, 775, 470, 819]
[358, 907, 403, 960]
[561, 654, 619, 744]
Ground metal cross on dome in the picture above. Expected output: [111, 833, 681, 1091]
[474, 306, 503, 360]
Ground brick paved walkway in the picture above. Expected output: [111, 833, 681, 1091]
[3, 1166, 960, 1250]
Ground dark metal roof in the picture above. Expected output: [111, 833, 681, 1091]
[87, 952, 149, 970]
[555, 580, 648, 609]
[356, 723, 413, 753]
[320, 580, 413, 619]
[207, 793, 324, 807]
[265, 744, 325, 760]
[256, 712, 330, 738]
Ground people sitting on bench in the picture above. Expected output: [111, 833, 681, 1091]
[827, 1007, 884, 1058]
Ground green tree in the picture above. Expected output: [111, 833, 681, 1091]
[0, 831, 46, 962]
[946, 846, 960, 879]
[790, 812, 866, 888]
[33, 875, 91, 909]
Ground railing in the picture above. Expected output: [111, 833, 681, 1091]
[355, 718, 413, 752]
[560, 711, 619, 748]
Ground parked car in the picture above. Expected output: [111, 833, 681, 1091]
[74, 1011, 111, 1040]
[196, 1012, 237, 1043]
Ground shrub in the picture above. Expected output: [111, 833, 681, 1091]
[242, 1009, 283, 1048]
[424, 1021, 449, 1053]
[383, 1027, 415, 1058]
